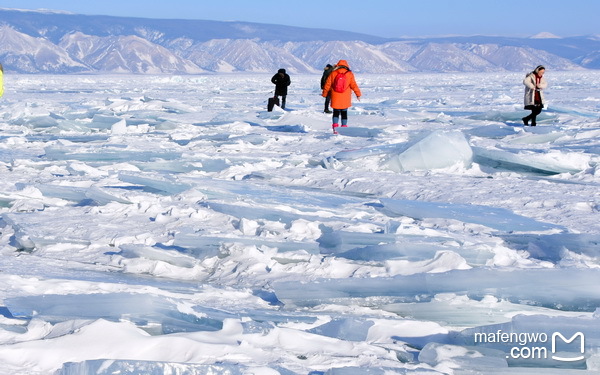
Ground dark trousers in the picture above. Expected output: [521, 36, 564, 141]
[324, 95, 331, 111]
[276, 95, 286, 109]
[523, 106, 542, 126]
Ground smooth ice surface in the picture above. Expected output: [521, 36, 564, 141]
[0, 72, 599, 374]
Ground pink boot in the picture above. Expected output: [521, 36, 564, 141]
[332, 123, 339, 134]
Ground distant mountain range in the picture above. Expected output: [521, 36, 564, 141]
[1, 8, 599, 74]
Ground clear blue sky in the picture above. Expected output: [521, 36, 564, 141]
[3, 0, 599, 38]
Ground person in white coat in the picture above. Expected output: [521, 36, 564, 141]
[522, 65, 547, 126]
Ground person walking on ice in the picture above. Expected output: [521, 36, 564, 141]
[322, 59, 361, 134]
[522, 65, 547, 126]
[321, 64, 334, 113]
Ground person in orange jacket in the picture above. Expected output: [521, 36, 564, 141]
[322, 59, 361, 133]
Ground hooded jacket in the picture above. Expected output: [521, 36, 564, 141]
[322, 60, 361, 110]
[523, 66, 547, 108]
[271, 68, 291, 96]
[320, 64, 333, 89]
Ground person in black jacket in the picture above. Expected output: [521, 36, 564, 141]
[320, 64, 333, 113]
[271, 68, 291, 109]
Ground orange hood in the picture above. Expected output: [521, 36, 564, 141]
[337, 60, 349, 68]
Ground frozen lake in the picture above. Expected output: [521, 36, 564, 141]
[0, 71, 599, 374]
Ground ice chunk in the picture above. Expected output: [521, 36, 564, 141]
[1, 213, 92, 251]
[383, 294, 586, 327]
[90, 114, 123, 129]
[472, 146, 583, 174]
[44, 146, 183, 163]
[419, 342, 508, 371]
[173, 231, 320, 256]
[110, 119, 127, 134]
[385, 130, 473, 172]
[118, 244, 197, 268]
[308, 318, 374, 341]
[200, 201, 305, 225]
[35, 185, 87, 202]
[499, 233, 600, 262]
[273, 268, 600, 310]
[35, 184, 131, 205]
[5, 293, 224, 334]
[318, 230, 401, 254]
[25, 115, 61, 128]
[118, 172, 192, 195]
[317, 230, 492, 265]
[379, 198, 561, 232]
[25, 134, 110, 143]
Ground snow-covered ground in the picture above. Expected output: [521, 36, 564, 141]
[0, 71, 599, 374]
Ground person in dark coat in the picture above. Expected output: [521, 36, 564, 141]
[271, 68, 291, 109]
[320, 64, 333, 113]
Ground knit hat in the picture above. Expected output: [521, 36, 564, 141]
[278, 68, 286, 74]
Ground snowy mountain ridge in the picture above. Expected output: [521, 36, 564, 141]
[0, 8, 599, 74]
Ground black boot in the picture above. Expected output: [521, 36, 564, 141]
[522, 117, 529, 126]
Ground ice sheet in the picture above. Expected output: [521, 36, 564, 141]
[0, 72, 599, 374]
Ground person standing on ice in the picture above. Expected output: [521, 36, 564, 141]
[522, 65, 547, 126]
[271, 68, 291, 109]
[320, 64, 334, 113]
[322, 59, 361, 134]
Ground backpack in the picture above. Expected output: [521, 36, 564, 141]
[332, 71, 348, 93]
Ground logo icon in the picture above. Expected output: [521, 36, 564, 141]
[551, 332, 585, 362]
